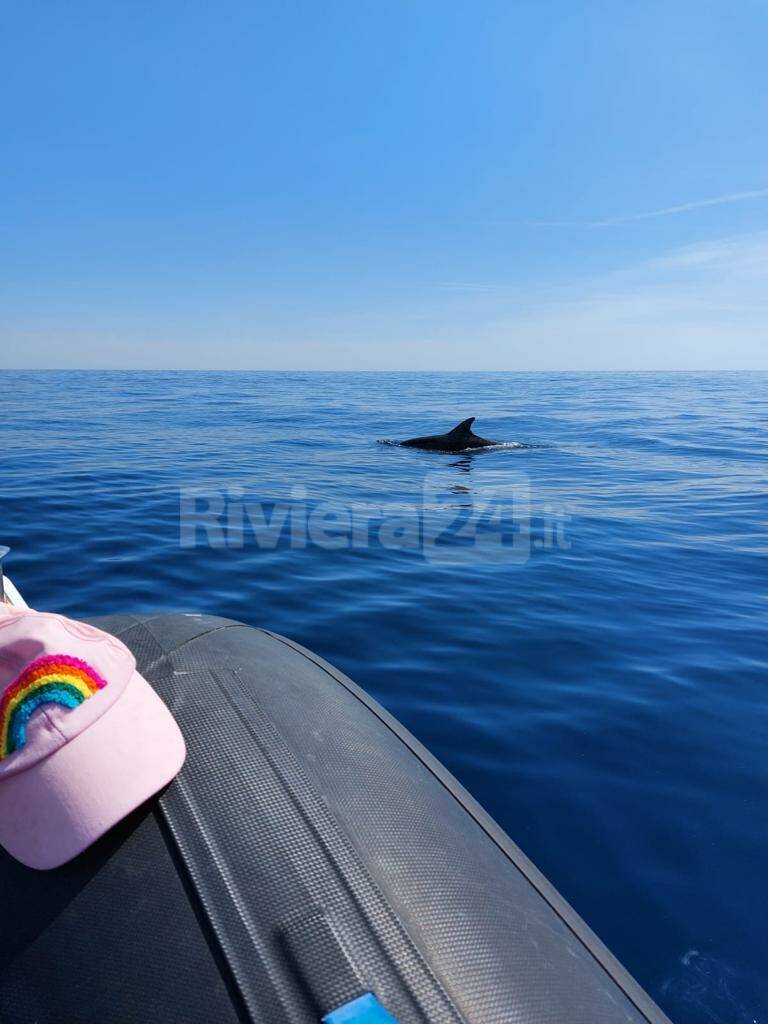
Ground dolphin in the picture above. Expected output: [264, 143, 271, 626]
[399, 417, 499, 453]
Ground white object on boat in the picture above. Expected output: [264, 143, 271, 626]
[2, 576, 27, 608]
[0, 546, 28, 608]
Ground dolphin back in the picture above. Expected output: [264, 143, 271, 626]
[399, 416, 497, 451]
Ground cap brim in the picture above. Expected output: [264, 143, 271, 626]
[0, 671, 185, 870]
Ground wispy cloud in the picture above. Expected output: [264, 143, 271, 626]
[646, 233, 768, 273]
[416, 233, 768, 369]
[531, 188, 768, 229]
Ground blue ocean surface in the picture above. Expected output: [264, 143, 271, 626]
[2, 370, 767, 1023]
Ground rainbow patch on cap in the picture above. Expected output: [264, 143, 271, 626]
[0, 655, 108, 760]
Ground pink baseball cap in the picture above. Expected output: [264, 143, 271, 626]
[0, 606, 186, 870]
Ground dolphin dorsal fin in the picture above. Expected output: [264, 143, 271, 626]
[448, 417, 476, 435]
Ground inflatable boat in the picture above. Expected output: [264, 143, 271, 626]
[0, 561, 671, 1023]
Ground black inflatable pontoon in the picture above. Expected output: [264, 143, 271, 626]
[0, 614, 671, 1024]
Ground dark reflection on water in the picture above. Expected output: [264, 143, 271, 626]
[449, 453, 475, 472]
[3, 370, 768, 1023]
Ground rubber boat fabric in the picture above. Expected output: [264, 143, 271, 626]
[0, 614, 673, 1024]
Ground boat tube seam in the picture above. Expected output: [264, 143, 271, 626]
[152, 799, 255, 1024]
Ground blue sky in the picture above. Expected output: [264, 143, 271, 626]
[2, 0, 767, 369]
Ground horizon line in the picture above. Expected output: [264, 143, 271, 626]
[3, 367, 767, 374]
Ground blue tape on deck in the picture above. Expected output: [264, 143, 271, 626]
[323, 992, 400, 1024]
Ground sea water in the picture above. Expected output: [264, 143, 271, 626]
[2, 369, 767, 1023]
